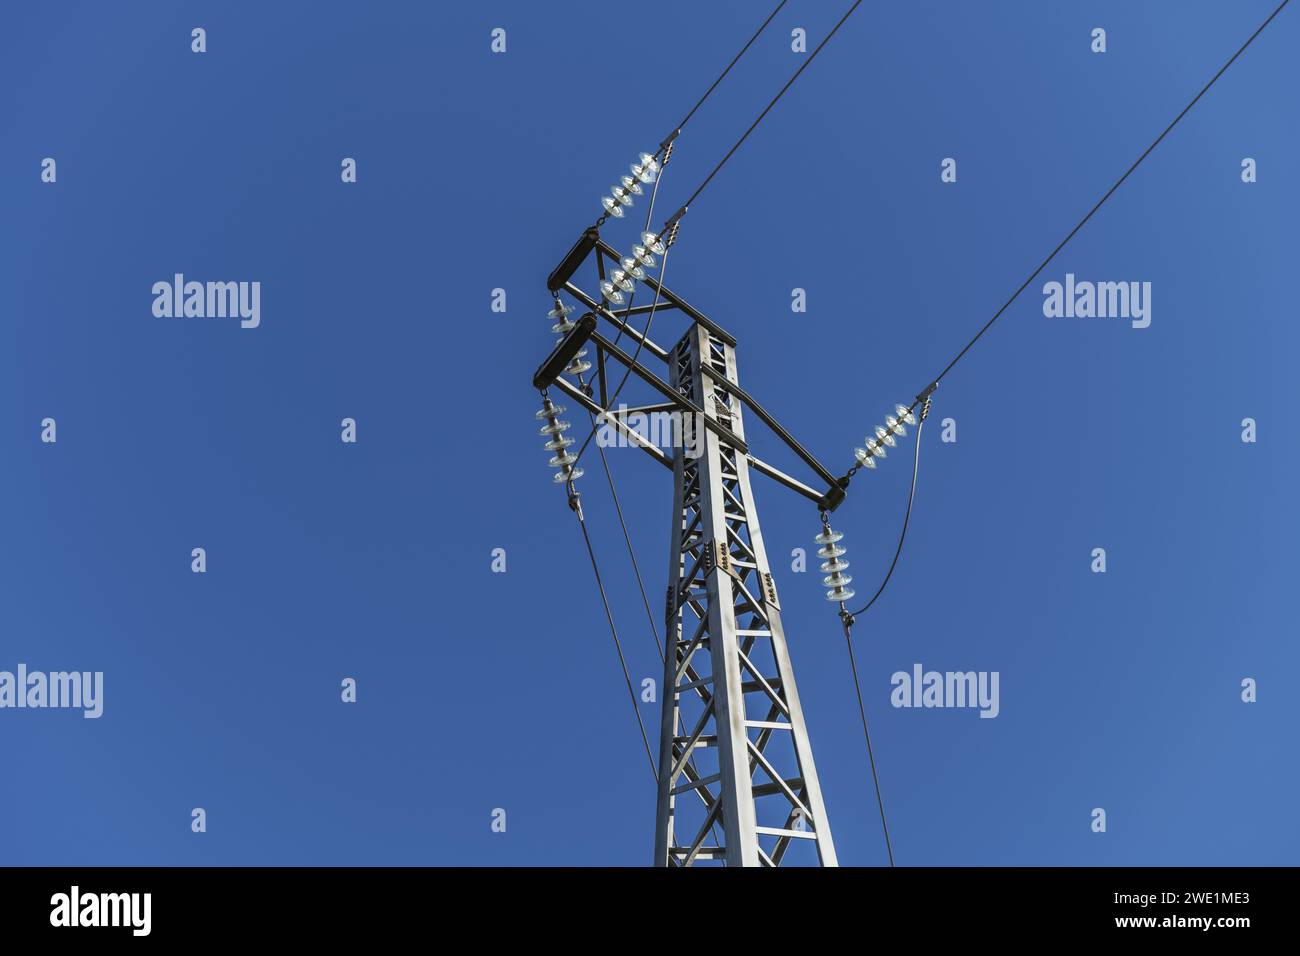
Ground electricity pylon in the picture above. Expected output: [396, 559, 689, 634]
[654, 323, 837, 866]
[534, 230, 847, 866]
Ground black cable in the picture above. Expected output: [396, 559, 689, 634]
[836, 406, 930, 863]
[589, 430, 726, 848]
[836, 1, 1287, 505]
[667, 0, 864, 225]
[592, 0, 789, 230]
[840, 613, 896, 867]
[574, 0, 865, 464]
[671, 0, 791, 136]
[816, 0, 1293, 856]
[928, 0, 1291, 390]
[849, 417, 924, 617]
[593, 434, 665, 662]
[572, 0, 795, 430]
[572, 494, 659, 780]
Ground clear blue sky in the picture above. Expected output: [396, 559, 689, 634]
[2, 0, 1296, 865]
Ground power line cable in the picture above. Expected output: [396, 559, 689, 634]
[849, 415, 925, 618]
[833, 418, 920, 864]
[839, 611, 895, 867]
[569, 489, 658, 780]
[834, 402, 930, 865]
[589, 431, 727, 847]
[593, 0, 790, 231]
[923, 0, 1291, 393]
[572, 465, 725, 847]
[671, 0, 792, 136]
[575, 0, 865, 467]
[662, 0, 864, 229]
[592, 428, 665, 661]
[839, 0, 1291, 610]
[840, 0, 1290, 516]
[828, 3, 1292, 862]
[565, 258, 724, 831]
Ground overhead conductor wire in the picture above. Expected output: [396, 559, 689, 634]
[833, 0, 1291, 867]
[571, 0, 865, 471]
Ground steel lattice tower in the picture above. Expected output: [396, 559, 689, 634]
[536, 230, 847, 867]
[530, 0, 1285, 871]
[653, 325, 836, 866]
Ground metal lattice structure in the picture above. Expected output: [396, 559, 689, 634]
[654, 325, 837, 866]
[528, 0, 1289, 871]
[536, 229, 847, 867]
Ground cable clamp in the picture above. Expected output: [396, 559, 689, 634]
[660, 136, 678, 165]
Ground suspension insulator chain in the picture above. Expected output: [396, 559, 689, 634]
[537, 395, 583, 485]
[814, 520, 854, 605]
[846, 402, 921, 480]
[595, 151, 663, 229]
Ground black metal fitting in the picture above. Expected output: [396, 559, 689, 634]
[547, 228, 599, 293]
[532, 313, 597, 390]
